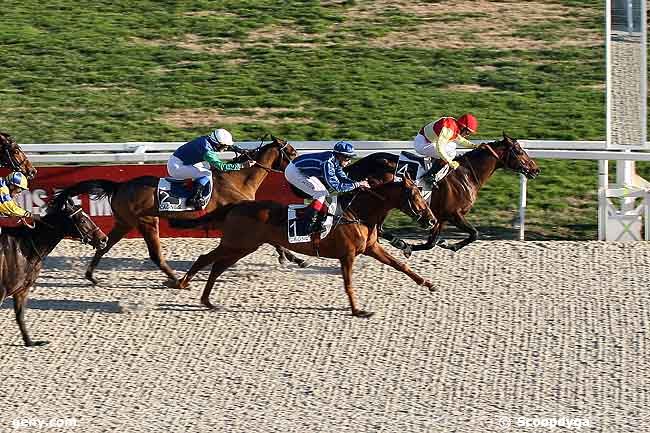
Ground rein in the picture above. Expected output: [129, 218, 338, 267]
[242, 141, 292, 174]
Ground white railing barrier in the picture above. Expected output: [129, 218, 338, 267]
[21, 140, 650, 240]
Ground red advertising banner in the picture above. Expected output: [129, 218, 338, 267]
[0, 165, 303, 237]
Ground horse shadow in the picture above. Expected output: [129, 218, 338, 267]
[156, 303, 347, 315]
[0, 298, 121, 313]
[42, 256, 196, 272]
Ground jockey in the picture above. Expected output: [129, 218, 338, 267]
[414, 113, 479, 182]
[0, 172, 38, 223]
[167, 128, 256, 209]
[285, 141, 370, 235]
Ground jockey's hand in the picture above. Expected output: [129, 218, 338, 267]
[30, 213, 42, 223]
[242, 160, 256, 168]
[449, 161, 460, 170]
[356, 180, 371, 189]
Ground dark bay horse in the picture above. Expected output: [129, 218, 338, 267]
[346, 133, 540, 253]
[0, 131, 38, 179]
[1, 199, 107, 347]
[54, 137, 298, 286]
[177, 178, 436, 318]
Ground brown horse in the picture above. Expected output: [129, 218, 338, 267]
[1, 198, 108, 347]
[177, 178, 436, 318]
[0, 131, 38, 179]
[54, 137, 298, 286]
[345, 133, 540, 254]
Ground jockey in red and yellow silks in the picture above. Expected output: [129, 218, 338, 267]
[414, 114, 479, 171]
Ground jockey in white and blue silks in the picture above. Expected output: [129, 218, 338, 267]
[284, 141, 369, 234]
[167, 128, 256, 209]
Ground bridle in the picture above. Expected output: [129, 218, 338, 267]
[68, 207, 104, 245]
[399, 184, 432, 227]
[1, 141, 27, 174]
[336, 184, 431, 228]
[246, 140, 293, 174]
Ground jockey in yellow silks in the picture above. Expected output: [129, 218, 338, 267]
[414, 113, 479, 182]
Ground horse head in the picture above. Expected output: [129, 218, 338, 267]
[377, 175, 436, 229]
[0, 131, 37, 180]
[237, 136, 297, 171]
[480, 133, 540, 179]
[47, 198, 108, 249]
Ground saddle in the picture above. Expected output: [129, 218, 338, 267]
[157, 177, 213, 212]
[287, 195, 340, 245]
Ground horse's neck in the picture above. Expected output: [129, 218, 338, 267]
[28, 223, 65, 260]
[459, 149, 499, 189]
[217, 150, 275, 196]
[346, 193, 390, 226]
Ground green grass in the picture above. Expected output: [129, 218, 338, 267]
[0, 1, 618, 239]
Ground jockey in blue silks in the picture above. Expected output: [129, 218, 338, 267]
[167, 128, 256, 209]
[284, 141, 369, 234]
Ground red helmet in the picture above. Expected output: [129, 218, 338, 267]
[457, 113, 478, 133]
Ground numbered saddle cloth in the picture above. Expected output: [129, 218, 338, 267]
[395, 151, 435, 202]
[287, 196, 339, 244]
[157, 177, 212, 212]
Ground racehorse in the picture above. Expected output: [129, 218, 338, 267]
[1, 198, 107, 347]
[0, 131, 38, 179]
[345, 133, 540, 254]
[53, 137, 298, 286]
[176, 177, 436, 318]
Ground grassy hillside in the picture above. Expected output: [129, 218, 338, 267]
[0, 1, 614, 238]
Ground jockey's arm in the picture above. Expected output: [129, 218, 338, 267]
[204, 150, 243, 171]
[323, 160, 358, 193]
[435, 127, 457, 165]
[0, 199, 30, 218]
[457, 135, 477, 148]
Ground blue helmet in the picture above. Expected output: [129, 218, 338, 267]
[333, 141, 356, 158]
[6, 171, 28, 190]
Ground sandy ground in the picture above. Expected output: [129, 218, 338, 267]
[1, 238, 649, 433]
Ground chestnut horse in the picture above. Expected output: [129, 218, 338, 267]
[0, 131, 38, 179]
[1, 198, 107, 347]
[345, 133, 540, 254]
[177, 178, 436, 318]
[54, 137, 298, 286]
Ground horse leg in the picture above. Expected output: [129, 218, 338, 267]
[339, 254, 373, 318]
[379, 231, 413, 258]
[275, 246, 310, 268]
[86, 220, 132, 285]
[138, 217, 178, 285]
[364, 243, 435, 293]
[177, 245, 233, 289]
[439, 213, 477, 252]
[200, 251, 251, 310]
[13, 289, 47, 347]
[410, 222, 443, 252]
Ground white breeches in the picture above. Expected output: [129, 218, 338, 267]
[167, 155, 211, 180]
[413, 133, 458, 160]
[285, 163, 328, 204]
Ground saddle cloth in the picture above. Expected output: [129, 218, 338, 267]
[157, 177, 212, 212]
[395, 151, 434, 203]
[287, 195, 340, 244]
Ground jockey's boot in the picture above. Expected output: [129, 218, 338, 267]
[422, 159, 447, 187]
[309, 211, 327, 256]
[188, 183, 207, 210]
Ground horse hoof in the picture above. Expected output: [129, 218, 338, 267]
[26, 340, 49, 347]
[402, 247, 412, 259]
[298, 260, 310, 268]
[353, 310, 374, 319]
[163, 278, 188, 289]
[202, 300, 220, 310]
[85, 273, 99, 286]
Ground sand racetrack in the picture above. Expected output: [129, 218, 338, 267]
[1, 239, 649, 432]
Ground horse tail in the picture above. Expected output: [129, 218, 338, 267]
[51, 179, 120, 209]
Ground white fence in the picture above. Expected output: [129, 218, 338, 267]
[21, 140, 650, 240]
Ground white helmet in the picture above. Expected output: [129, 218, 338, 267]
[209, 128, 233, 148]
